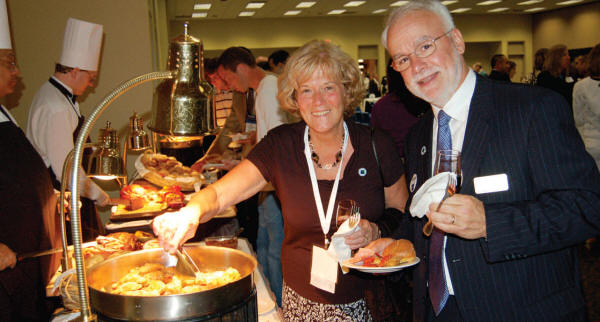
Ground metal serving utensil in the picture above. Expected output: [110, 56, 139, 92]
[175, 248, 200, 277]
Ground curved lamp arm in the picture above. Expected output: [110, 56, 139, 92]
[59, 142, 96, 272]
[69, 71, 173, 321]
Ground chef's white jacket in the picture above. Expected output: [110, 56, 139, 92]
[26, 77, 110, 205]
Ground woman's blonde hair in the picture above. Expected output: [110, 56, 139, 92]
[278, 40, 365, 118]
[543, 44, 568, 78]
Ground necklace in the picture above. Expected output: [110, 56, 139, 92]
[308, 132, 344, 170]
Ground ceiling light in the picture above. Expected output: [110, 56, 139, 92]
[194, 3, 211, 10]
[518, 0, 543, 5]
[296, 1, 316, 8]
[372, 9, 387, 14]
[284, 10, 301, 15]
[556, 0, 582, 4]
[477, 0, 501, 5]
[451, 7, 472, 12]
[328, 9, 346, 14]
[524, 6, 545, 11]
[238, 11, 256, 16]
[390, 1, 409, 6]
[488, 7, 510, 11]
[246, 2, 265, 9]
[442, 0, 458, 4]
[344, 1, 366, 7]
[192, 12, 208, 18]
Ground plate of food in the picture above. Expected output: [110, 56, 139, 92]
[136, 151, 204, 191]
[343, 239, 419, 273]
[110, 182, 185, 221]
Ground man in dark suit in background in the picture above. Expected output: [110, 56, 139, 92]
[488, 54, 511, 82]
[356, 0, 600, 321]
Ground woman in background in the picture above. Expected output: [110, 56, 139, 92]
[537, 44, 574, 107]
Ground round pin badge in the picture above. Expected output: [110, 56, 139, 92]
[358, 168, 367, 176]
[421, 146, 426, 155]
[410, 173, 418, 192]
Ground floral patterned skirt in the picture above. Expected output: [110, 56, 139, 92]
[281, 281, 373, 321]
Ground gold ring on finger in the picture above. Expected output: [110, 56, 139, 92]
[451, 215, 456, 225]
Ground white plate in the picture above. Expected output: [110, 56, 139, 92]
[343, 257, 420, 273]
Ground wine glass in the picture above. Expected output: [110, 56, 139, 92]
[423, 150, 462, 236]
[336, 199, 357, 230]
[434, 150, 462, 192]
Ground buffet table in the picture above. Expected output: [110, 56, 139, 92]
[51, 237, 281, 321]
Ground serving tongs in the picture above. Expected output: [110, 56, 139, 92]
[175, 247, 200, 277]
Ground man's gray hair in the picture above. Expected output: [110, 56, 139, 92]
[381, 0, 455, 50]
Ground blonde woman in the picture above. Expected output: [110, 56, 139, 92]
[153, 40, 408, 320]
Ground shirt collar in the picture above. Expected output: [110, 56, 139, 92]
[50, 76, 75, 95]
[432, 69, 476, 123]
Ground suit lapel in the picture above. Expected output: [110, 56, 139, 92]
[461, 75, 494, 194]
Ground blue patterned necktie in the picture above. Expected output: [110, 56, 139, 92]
[429, 109, 451, 315]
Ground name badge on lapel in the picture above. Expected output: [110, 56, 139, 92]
[473, 173, 509, 194]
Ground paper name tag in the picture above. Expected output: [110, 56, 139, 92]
[310, 245, 338, 293]
[473, 173, 509, 194]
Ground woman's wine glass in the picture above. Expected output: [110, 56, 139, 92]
[336, 199, 357, 230]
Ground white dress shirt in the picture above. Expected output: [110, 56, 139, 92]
[0, 105, 17, 125]
[255, 74, 288, 142]
[430, 69, 477, 295]
[573, 77, 600, 170]
[26, 77, 109, 205]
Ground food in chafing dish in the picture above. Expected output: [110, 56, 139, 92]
[80, 232, 159, 269]
[362, 239, 416, 267]
[137, 151, 203, 191]
[105, 263, 241, 296]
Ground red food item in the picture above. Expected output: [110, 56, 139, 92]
[120, 184, 158, 201]
[119, 183, 185, 210]
[128, 197, 145, 211]
[159, 185, 185, 209]
[378, 254, 394, 267]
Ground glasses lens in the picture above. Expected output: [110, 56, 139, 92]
[416, 39, 436, 58]
[393, 58, 409, 72]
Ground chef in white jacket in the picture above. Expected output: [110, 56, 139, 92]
[27, 18, 112, 241]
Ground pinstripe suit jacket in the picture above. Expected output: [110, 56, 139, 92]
[400, 75, 600, 322]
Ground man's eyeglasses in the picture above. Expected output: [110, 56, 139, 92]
[0, 60, 18, 72]
[391, 29, 454, 72]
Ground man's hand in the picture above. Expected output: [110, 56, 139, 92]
[428, 194, 486, 239]
[0, 243, 16, 271]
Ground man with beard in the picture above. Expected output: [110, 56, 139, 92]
[355, 0, 600, 321]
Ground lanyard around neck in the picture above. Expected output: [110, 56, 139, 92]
[303, 122, 349, 237]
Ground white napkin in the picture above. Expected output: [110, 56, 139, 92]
[409, 172, 453, 218]
[327, 217, 360, 274]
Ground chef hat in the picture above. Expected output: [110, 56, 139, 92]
[0, 0, 12, 49]
[58, 18, 103, 71]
